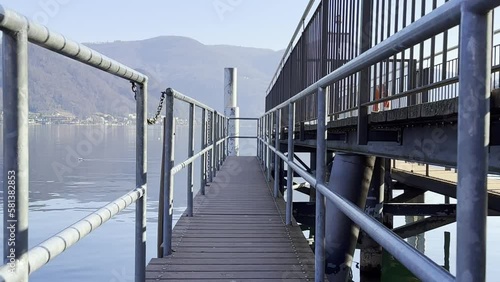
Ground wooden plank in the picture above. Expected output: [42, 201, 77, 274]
[146, 156, 315, 281]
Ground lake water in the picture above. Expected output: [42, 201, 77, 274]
[0, 124, 498, 281]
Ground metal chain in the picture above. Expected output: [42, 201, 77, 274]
[130, 81, 167, 125]
[147, 90, 167, 125]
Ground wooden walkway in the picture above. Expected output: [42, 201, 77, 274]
[146, 156, 315, 281]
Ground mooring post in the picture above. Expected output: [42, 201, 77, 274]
[274, 109, 281, 198]
[200, 108, 207, 195]
[187, 103, 195, 217]
[360, 157, 384, 278]
[286, 103, 295, 225]
[325, 154, 375, 281]
[162, 92, 175, 257]
[456, 3, 491, 281]
[3, 26, 29, 282]
[225, 68, 239, 156]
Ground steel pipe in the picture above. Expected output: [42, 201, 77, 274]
[274, 109, 281, 198]
[315, 87, 326, 281]
[286, 103, 295, 225]
[2, 25, 29, 282]
[260, 137, 454, 282]
[162, 94, 175, 257]
[187, 104, 195, 217]
[135, 82, 147, 282]
[0, 5, 146, 83]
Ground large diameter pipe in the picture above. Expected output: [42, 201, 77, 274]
[225, 68, 239, 156]
[325, 154, 375, 282]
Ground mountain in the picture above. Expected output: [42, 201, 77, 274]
[0, 36, 283, 119]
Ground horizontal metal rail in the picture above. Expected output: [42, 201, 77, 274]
[264, 0, 500, 115]
[228, 136, 258, 139]
[0, 5, 147, 84]
[168, 88, 215, 112]
[258, 138, 454, 282]
[171, 146, 213, 175]
[229, 117, 260, 121]
[0, 187, 145, 280]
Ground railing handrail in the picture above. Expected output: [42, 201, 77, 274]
[258, 137, 454, 282]
[265, 0, 318, 94]
[0, 5, 147, 84]
[0, 6, 148, 282]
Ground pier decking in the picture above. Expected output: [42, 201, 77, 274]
[146, 156, 315, 281]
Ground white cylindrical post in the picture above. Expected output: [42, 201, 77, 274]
[224, 68, 239, 156]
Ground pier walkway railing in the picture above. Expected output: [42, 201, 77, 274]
[259, 0, 500, 281]
[0, 6, 148, 282]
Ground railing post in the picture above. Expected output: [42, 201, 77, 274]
[162, 91, 175, 257]
[274, 109, 281, 198]
[456, 3, 492, 281]
[135, 81, 147, 281]
[187, 103, 195, 217]
[213, 111, 218, 177]
[267, 113, 272, 182]
[200, 108, 207, 195]
[315, 87, 326, 281]
[3, 26, 29, 282]
[286, 103, 295, 225]
[209, 111, 214, 183]
[357, 0, 373, 145]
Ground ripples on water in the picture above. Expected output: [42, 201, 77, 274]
[0, 125, 498, 281]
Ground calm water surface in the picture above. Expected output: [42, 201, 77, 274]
[0, 125, 498, 281]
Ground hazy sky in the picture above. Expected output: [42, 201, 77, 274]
[3, 0, 314, 50]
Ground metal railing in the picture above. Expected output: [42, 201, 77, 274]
[259, 0, 499, 281]
[0, 6, 148, 282]
[157, 88, 230, 258]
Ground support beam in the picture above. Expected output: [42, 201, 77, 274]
[393, 216, 456, 239]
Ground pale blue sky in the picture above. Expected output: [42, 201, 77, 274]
[2, 0, 313, 50]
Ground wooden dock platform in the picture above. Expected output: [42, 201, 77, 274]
[146, 156, 315, 281]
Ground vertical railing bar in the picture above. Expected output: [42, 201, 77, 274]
[358, 0, 373, 145]
[267, 113, 272, 182]
[3, 26, 29, 282]
[274, 109, 281, 198]
[286, 103, 295, 225]
[456, 3, 492, 281]
[213, 111, 218, 178]
[208, 111, 214, 183]
[187, 103, 195, 217]
[315, 87, 327, 281]
[135, 82, 147, 282]
[162, 93, 175, 257]
[200, 108, 207, 195]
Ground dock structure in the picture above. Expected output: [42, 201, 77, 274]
[2, 1, 500, 282]
[147, 157, 315, 281]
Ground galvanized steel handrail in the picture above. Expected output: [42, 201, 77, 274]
[0, 187, 145, 279]
[159, 88, 230, 258]
[264, 0, 500, 115]
[0, 5, 146, 84]
[0, 6, 148, 282]
[265, 0, 317, 94]
[259, 0, 499, 281]
[258, 137, 454, 282]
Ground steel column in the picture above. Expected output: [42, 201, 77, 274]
[456, 3, 492, 281]
[225, 67, 239, 156]
[286, 103, 295, 225]
[200, 109, 207, 195]
[274, 110, 281, 198]
[209, 111, 215, 182]
[357, 0, 373, 145]
[162, 93, 175, 257]
[187, 104, 195, 217]
[315, 87, 326, 281]
[134, 82, 147, 282]
[3, 26, 29, 282]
